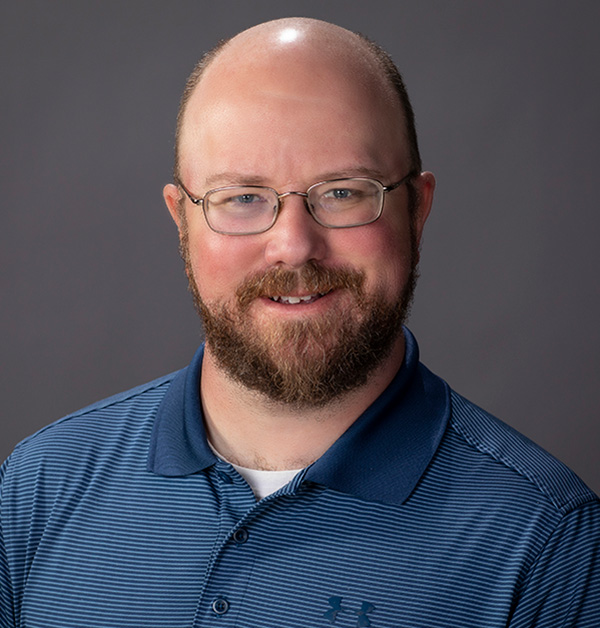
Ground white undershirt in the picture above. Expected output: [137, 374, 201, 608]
[208, 441, 303, 500]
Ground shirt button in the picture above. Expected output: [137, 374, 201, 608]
[232, 527, 249, 544]
[211, 597, 230, 615]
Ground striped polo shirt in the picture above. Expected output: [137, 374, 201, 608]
[1, 329, 599, 627]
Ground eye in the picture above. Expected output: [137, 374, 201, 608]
[318, 184, 368, 211]
[227, 193, 264, 205]
[209, 188, 275, 212]
[323, 187, 355, 201]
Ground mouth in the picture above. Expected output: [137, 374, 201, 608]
[268, 291, 330, 305]
[235, 261, 365, 312]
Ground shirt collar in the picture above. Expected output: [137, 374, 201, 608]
[147, 328, 451, 506]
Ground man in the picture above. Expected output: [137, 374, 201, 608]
[1, 17, 598, 628]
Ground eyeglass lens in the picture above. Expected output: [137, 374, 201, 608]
[204, 178, 383, 234]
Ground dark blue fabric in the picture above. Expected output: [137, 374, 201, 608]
[147, 345, 215, 476]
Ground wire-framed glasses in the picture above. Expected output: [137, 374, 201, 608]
[176, 172, 415, 235]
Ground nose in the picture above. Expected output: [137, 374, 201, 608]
[263, 193, 328, 268]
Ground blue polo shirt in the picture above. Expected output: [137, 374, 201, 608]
[1, 330, 599, 627]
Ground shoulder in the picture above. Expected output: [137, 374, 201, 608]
[1, 371, 181, 487]
[445, 390, 597, 514]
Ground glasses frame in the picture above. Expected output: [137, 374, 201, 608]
[175, 172, 416, 236]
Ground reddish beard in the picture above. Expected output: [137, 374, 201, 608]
[203, 259, 368, 361]
[179, 220, 417, 406]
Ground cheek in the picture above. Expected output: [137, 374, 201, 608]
[184, 224, 263, 302]
[338, 220, 414, 293]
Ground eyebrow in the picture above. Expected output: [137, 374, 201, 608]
[203, 166, 388, 189]
[203, 173, 266, 187]
[313, 167, 388, 182]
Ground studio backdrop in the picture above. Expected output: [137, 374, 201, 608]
[2, 0, 599, 493]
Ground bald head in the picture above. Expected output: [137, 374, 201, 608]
[202, 18, 396, 99]
[173, 18, 421, 180]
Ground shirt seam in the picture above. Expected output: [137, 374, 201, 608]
[448, 417, 596, 515]
[510, 499, 599, 619]
[11, 373, 178, 457]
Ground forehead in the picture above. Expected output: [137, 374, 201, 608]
[179, 31, 408, 185]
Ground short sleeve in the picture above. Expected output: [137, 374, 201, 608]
[508, 499, 600, 627]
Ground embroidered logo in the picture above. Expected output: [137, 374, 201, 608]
[356, 602, 376, 627]
[323, 597, 376, 627]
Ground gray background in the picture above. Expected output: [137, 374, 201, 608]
[2, 1, 599, 492]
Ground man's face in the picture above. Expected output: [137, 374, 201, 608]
[165, 38, 433, 406]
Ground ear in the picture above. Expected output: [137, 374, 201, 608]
[412, 171, 435, 246]
[163, 183, 183, 229]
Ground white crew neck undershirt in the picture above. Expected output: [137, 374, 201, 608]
[208, 441, 303, 501]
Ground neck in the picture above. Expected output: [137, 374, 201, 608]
[200, 335, 405, 470]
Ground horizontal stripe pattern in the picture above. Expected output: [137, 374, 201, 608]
[1, 372, 599, 627]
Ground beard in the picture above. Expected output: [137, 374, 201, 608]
[179, 219, 418, 409]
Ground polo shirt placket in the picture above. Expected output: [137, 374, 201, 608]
[192, 460, 255, 626]
[190, 465, 310, 627]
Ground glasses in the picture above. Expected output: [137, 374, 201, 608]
[175, 173, 415, 235]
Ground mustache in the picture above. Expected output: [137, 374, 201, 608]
[236, 260, 365, 310]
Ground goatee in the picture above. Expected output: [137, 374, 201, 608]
[180, 222, 417, 407]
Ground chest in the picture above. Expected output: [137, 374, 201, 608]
[16, 468, 526, 628]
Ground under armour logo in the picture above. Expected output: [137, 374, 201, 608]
[356, 602, 376, 627]
[323, 597, 376, 627]
[323, 596, 344, 623]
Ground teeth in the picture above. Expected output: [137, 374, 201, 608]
[271, 294, 319, 304]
